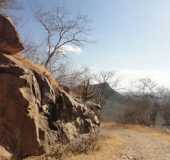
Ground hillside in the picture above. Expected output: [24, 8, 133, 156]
[91, 82, 126, 121]
[91, 82, 123, 100]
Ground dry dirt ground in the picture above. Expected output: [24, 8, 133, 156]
[66, 123, 170, 160]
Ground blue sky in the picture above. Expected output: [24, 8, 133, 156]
[15, 0, 170, 88]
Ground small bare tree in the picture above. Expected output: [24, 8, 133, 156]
[0, 0, 11, 10]
[34, 8, 91, 68]
[0, 0, 21, 12]
[135, 78, 158, 95]
[92, 87, 106, 106]
[79, 79, 96, 103]
[54, 63, 91, 88]
[24, 41, 44, 64]
[94, 71, 121, 89]
[119, 78, 159, 125]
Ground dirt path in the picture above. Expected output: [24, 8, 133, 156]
[67, 124, 170, 160]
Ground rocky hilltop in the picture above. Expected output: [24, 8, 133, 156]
[0, 15, 100, 159]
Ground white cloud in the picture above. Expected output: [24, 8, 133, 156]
[118, 69, 170, 91]
[60, 45, 82, 54]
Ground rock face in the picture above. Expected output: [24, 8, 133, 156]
[0, 15, 24, 54]
[0, 15, 101, 159]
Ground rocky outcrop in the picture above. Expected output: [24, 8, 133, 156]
[0, 15, 24, 54]
[0, 15, 101, 159]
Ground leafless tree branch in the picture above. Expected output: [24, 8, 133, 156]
[34, 8, 91, 68]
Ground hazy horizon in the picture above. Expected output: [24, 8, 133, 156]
[13, 0, 170, 89]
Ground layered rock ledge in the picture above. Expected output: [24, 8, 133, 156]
[0, 15, 101, 159]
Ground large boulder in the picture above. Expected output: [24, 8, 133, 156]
[0, 15, 101, 159]
[0, 53, 48, 158]
[0, 15, 24, 54]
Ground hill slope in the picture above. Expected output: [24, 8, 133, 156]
[91, 82, 126, 121]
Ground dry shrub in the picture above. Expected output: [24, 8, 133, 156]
[24, 134, 100, 160]
[9, 53, 60, 90]
[68, 134, 99, 154]
[115, 104, 157, 126]
[44, 145, 66, 160]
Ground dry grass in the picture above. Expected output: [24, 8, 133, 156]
[24, 135, 102, 160]
[68, 135, 100, 154]
[5, 53, 60, 90]
[64, 133, 123, 160]
[129, 125, 170, 142]
[103, 122, 170, 142]
[24, 123, 170, 160]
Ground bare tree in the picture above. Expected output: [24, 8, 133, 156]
[23, 41, 44, 64]
[56, 65, 98, 103]
[71, 77, 106, 105]
[92, 87, 106, 106]
[118, 78, 159, 126]
[79, 79, 96, 103]
[94, 71, 121, 89]
[34, 8, 91, 68]
[54, 63, 91, 88]
[155, 87, 170, 126]
[0, 0, 21, 12]
[135, 78, 158, 95]
[0, 0, 11, 10]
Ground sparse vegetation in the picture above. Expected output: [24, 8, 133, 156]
[1, 1, 170, 160]
[68, 134, 99, 154]
[114, 78, 170, 127]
